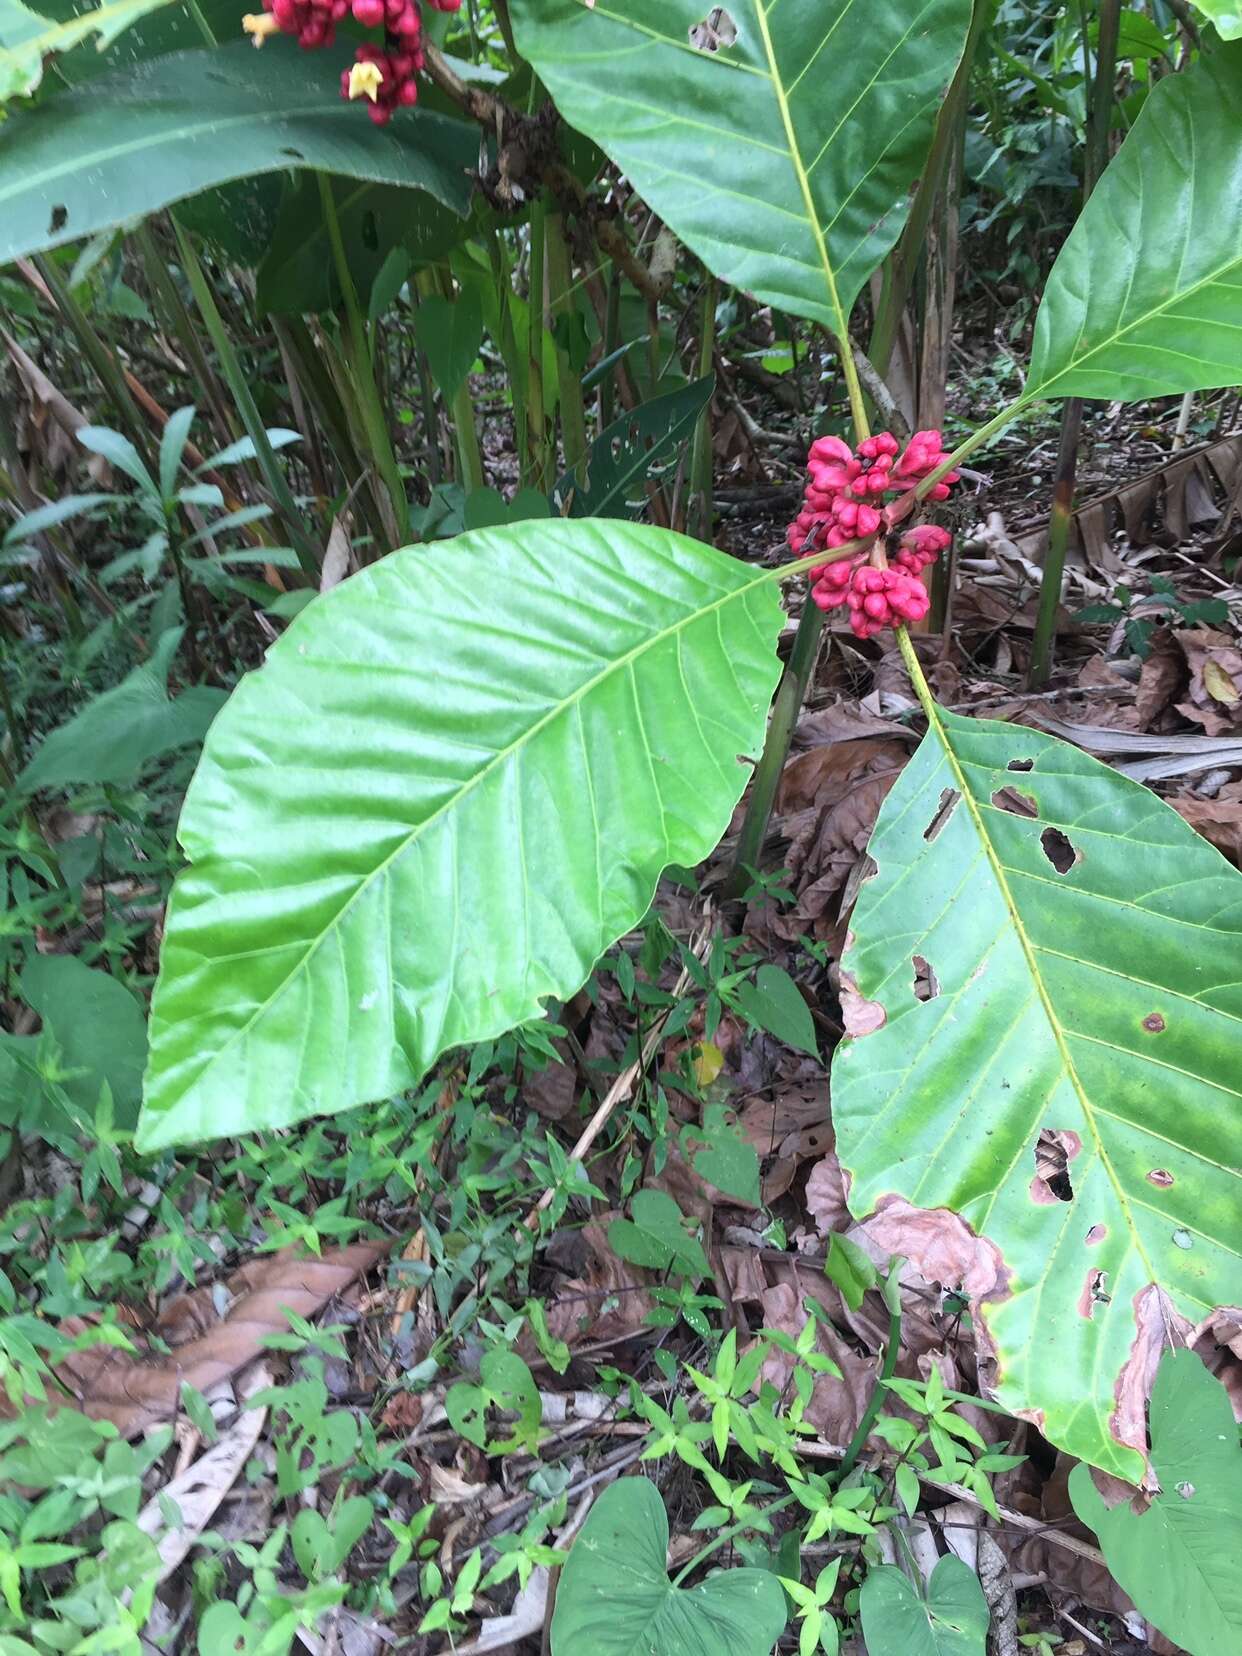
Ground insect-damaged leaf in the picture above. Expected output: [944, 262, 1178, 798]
[831, 707, 1242, 1479]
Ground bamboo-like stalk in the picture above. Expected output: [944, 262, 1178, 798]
[525, 200, 549, 491]
[688, 275, 717, 544]
[1028, 0, 1121, 687]
[545, 211, 588, 479]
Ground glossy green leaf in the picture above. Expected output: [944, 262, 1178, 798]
[609, 1190, 711, 1279]
[1194, 2, 1242, 38]
[20, 954, 148, 1129]
[1070, 1350, 1242, 1656]
[684, 1103, 761, 1206]
[0, 0, 173, 103]
[510, 0, 972, 334]
[731, 963, 817, 1057]
[0, 40, 474, 265]
[1026, 43, 1242, 401]
[832, 706, 1242, 1478]
[550, 1477, 785, 1656]
[136, 522, 783, 1152]
[551, 377, 714, 520]
[859, 1557, 988, 1656]
[19, 631, 224, 791]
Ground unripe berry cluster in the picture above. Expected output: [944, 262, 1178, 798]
[247, 0, 459, 123]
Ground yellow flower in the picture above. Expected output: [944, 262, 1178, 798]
[242, 11, 281, 45]
[346, 59, 386, 102]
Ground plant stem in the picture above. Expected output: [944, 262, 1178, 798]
[1027, 0, 1119, 688]
[134, 225, 237, 448]
[834, 1295, 903, 1483]
[545, 211, 588, 479]
[450, 379, 484, 493]
[317, 175, 410, 545]
[689, 275, 717, 544]
[172, 220, 321, 573]
[670, 1493, 798, 1588]
[525, 200, 548, 491]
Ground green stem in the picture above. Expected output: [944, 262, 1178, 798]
[135, 225, 237, 448]
[486, 230, 528, 482]
[172, 219, 321, 573]
[546, 211, 588, 478]
[451, 379, 484, 493]
[689, 275, 717, 544]
[834, 1293, 902, 1484]
[526, 200, 548, 491]
[670, 1493, 798, 1588]
[317, 174, 410, 545]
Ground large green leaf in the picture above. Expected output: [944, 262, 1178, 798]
[0, 40, 474, 265]
[1070, 1350, 1242, 1656]
[831, 706, 1242, 1478]
[509, 0, 972, 334]
[0, 0, 173, 103]
[1026, 43, 1242, 401]
[1194, 2, 1242, 39]
[859, 1557, 989, 1656]
[20, 954, 148, 1130]
[550, 1477, 786, 1656]
[136, 522, 783, 1152]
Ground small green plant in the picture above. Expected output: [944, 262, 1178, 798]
[1075, 574, 1230, 657]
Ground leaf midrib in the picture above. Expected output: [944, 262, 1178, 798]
[925, 705, 1159, 1285]
[162, 559, 777, 1105]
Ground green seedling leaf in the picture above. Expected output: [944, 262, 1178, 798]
[1069, 1349, 1242, 1655]
[1027, 43, 1242, 401]
[20, 955, 148, 1130]
[550, 1477, 785, 1656]
[511, 0, 973, 335]
[824, 1233, 878, 1312]
[413, 290, 484, 403]
[608, 1190, 710, 1280]
[683, 1104, 761, 1206]
[138, 522, 782, 1150]
[550, 377, 714, 519]
[859, 1556, 989, 1656]
[731, 964, 818, 1056]
[833, 708, 1242, 1478]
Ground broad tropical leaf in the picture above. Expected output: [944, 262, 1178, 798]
[510, 0, 972, 335]
[136, 522, 783, 1152]
[550, 1478, 785, 1656]
[0, 0, 173, 103]
[1026, 43, 1242, 401]
[1070, 1350, 1242, 1656]
[0, 40, 474, 265]
[1194, 1, 1242, 38]
[831, 706, 1242, 1478]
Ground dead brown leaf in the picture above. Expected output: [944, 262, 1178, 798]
[804, 1150, 852, 1237]
[1170, 781, 1242, 863]
[1175, 628, 1242, 735]
[544, 1219, 652, 1346]
[54, 1242, 388, 1436]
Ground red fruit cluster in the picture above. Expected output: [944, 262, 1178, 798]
[811, 556, 932, 638]
[249, 0, 459, 123]
[785, 428, 958, 557]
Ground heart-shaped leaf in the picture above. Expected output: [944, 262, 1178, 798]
[1027, 42, 1242, 401]
[137, 522, 783, 1151]
[832, 706, 1242, 1477]
[608, 1190, 711, 1279]
[510, 0, 973, 336]
[550, 1477, 786, 1656]
[859, 1556, 988, 1656]
[1069, 1350, 1242, 1656]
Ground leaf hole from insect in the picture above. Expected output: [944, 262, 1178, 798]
[991, 785, 1038, 818]
[912, 954, 939, 1002]
[280, 147, 306, 162]
[1007, 757, 1034, 771]
[1146, 1168, 1174, 1187]
[688, 5, 738, 51]
[1040, 826, 1078, 873]
[1085, 1224, 1107, 1246]
[48, 205, 68, 235]
[1030, 1128, 1079, 1204]
[922, 787, 960, 842]
[1078, 1268, 1109, 1319]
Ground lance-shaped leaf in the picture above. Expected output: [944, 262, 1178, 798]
[0, 0, 174, 103]
[831, 705, 1242, 1478]
[509, 0, 972, 334]
[136, 522, 783, 1152]
[0, 40, 474, 265]
[1026, 42, 1242, 402]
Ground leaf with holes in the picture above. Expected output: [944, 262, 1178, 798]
[510, 0, 973, 335]
[551, 377, 715, 519]
[0, 40, 473, 265]
[1069, 1349, 1242, 1656]
[136, 522, 783, 1151]
[550, 1476, 786, 1656]
[1026, 42, 1242, 402]
[831, 706, 1242, 1478]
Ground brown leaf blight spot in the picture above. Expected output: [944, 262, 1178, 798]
[1029, 1128, 1081, 1204]
[923, 786, 960, 842]
[863, 1196, 1011, 1304]
[1146, 1168, 1174, 1187]
[1142, 1012, 1166, 1034]
[1078, 1268, 1110, 1320]
[839, 973, 886, 1037]
[1085, 1224, 1107, 1246]
[1112, 1285, 1197, 1486]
